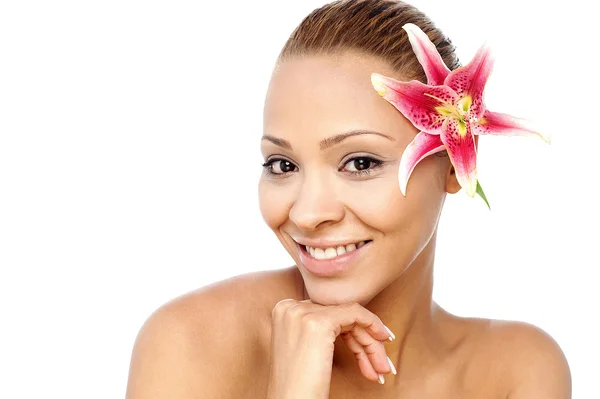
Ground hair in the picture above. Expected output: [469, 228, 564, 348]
[278, 0, 461, 83]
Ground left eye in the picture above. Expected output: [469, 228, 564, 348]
[342, 157, 380, 172]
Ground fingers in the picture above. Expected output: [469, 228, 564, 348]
[347, 325, 392, 377]
[340, 332, 380, 382]
[321, 302, 394, 342]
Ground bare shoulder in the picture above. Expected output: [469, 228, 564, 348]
[126, 266, 300, 399]
[470, 319, 572, 399]
[446, 314, 571, 398]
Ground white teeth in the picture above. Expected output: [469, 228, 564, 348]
[304, 241, 368, 259]
[305, 245, 313, 257]
[324, 247, 337, 259]
[314, 248, 325, 260]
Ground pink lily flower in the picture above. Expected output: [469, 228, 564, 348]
[371, 23, 549, 206]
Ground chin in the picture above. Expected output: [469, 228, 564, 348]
[300, 272, 377, 306]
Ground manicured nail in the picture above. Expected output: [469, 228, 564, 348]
[387, 356, 397, 375]
[378, 373, 385, 384]
[383, 324, 395, 341]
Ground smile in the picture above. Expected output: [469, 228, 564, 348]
[303, 240, 371, 260]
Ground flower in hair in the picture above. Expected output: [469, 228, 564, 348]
[371, 23, 549, 208]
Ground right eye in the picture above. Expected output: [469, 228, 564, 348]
[262, 158, 298, 175]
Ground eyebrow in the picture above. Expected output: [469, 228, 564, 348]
[261, 130, 395, 151]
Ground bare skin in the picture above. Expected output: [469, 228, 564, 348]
[126, 52, 571, 398]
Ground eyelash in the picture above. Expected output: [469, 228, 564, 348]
[261, 156, 385, 177]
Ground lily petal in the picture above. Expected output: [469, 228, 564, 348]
[440, 118, 478, 197]
[371, 73, 458, 134]
[398, 132, 446, 195]
[444, 44, 494, 120]
[402, 23, 451, 86]
[473, 110, 551, 143]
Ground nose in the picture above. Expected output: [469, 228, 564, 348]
[288, 171, 345, 231]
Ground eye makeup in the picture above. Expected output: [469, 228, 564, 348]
[261, 154, 389, 178]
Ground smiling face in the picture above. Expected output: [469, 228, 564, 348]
[259, 51, 458, 305]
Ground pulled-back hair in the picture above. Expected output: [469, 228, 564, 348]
[279, 0, 461, 83]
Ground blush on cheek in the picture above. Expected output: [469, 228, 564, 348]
[343, 164, 444, 240]
[343, 183, 400, 229]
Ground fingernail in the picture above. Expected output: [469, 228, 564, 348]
[378, 373, 385, 384]
[387, 356, 397, 375]
[383, 324, 395, 341]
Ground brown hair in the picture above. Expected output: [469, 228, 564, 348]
[278, 0, 461, 83]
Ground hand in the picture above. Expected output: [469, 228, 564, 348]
[266, 299, 396, 399]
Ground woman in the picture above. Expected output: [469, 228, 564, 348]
[126, 0, 571, 397]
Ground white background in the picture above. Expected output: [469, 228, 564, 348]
[1, 0, 598, 397]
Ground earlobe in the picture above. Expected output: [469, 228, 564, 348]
[445, 164, 461, 194]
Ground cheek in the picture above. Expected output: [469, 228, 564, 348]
[258, 178, 293, 231]
[344, 161, 445, 238]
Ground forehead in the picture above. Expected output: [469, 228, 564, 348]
[263, 52, 414, 138]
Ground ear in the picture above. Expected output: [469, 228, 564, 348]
[445, 134, 479, 194]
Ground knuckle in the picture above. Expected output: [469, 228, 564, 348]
[301, 313, 325, 333]
[354, 351, 367, 362]
[362, 340, 379, 354]
[340, 331, 352, 341]
[271, 298, 296, 317]
[285, 302, 305, 319]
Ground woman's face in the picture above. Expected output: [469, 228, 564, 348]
[259, 52, 456, 305]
